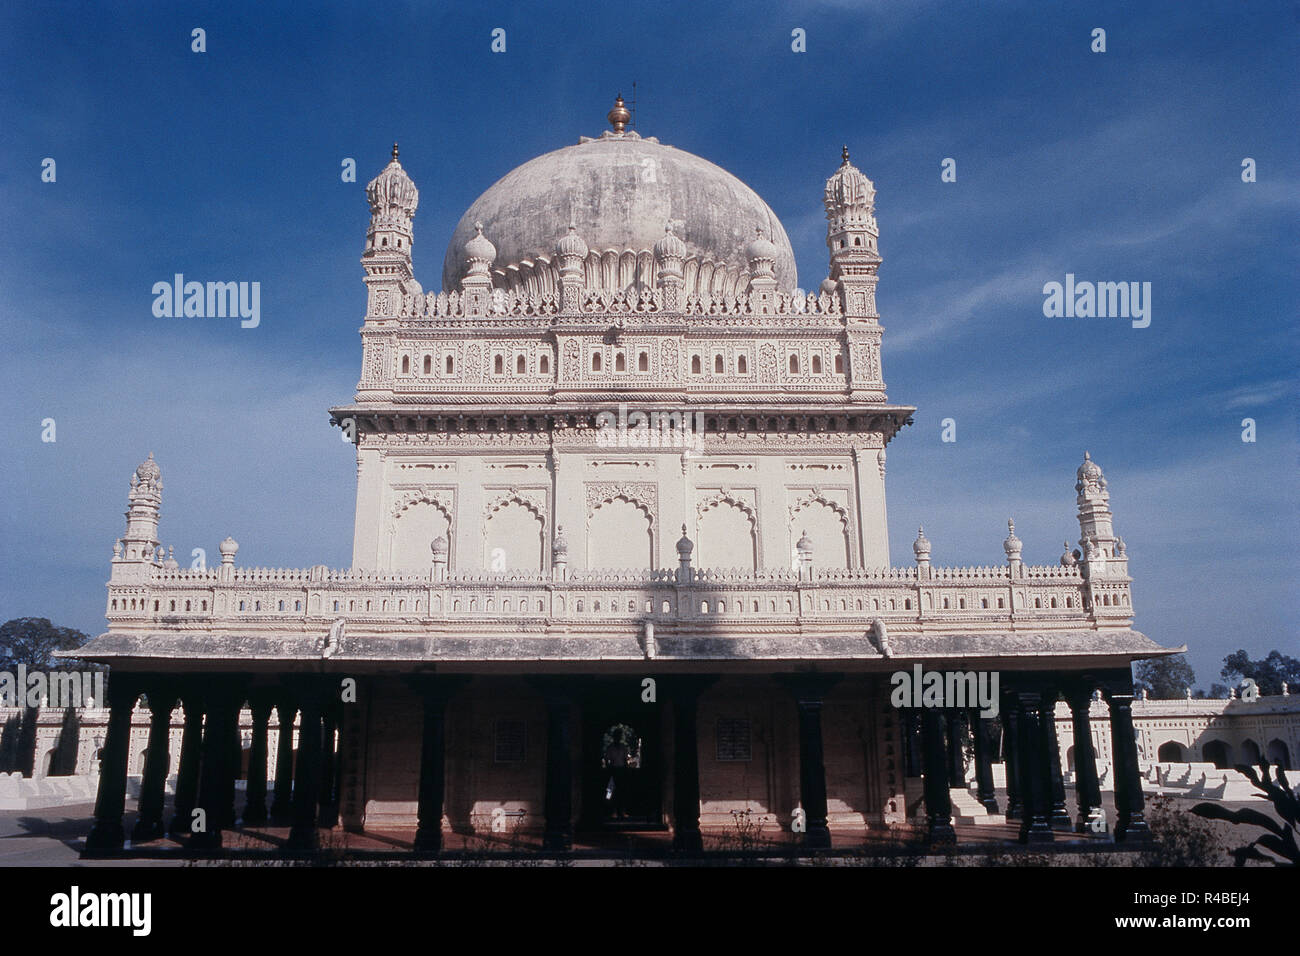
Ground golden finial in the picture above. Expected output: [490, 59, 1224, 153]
[392, 143, 399, 161]
[607, 94, 631, 134]
[841, 144, 850, 166]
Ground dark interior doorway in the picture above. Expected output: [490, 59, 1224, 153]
[580, 682, 665, 830]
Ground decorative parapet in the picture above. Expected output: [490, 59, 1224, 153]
[106, 560, 1123, 631]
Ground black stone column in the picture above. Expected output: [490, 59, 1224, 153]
[778, 674, 840, 850]
[920, 708, 956, 844]
[1039, 685, 1072, 831]
[287, 680, 325, 851]
[317, 705, 339, 828]
[131, 686, 175, 842]
[1104, 689, 1151, 842]
[1066, 686, 1103, 833]
[269, 699, 296, 824]
[1013, 690, 1053, 844]
[168, 690, 204, 837]
[971, 712, 1000, 814]
[539, 682, 576, 852]
[242, 694, 273, 826]
[84, 676, 140, 853]
[408, 676, 466, 854]
[191, 681, 242, 849]
[669, 676, 716, 854]
[1001, 701, 1023, 820]
[945, 710, 966, 787]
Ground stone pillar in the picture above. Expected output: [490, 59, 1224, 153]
[84, 676, 140, 853]
[539, 683, 576, 852]
[409, 676, 465, 853]
[1013, 690, 1053, 844]
[1066, 686, 1103, 832]
[669, 676, 716, 854]
[132, 686, 175, 842]
[1104, 689, 1151, 842]
[779, 674, 839, 850]
[1000, 702, 1022, 820]
[1040, 685, 1072, 831]
[920, 708, 956, 844]
[169, 689, 204, 837]
[318, 705, 339, 828]
[287, 681, 325, 851]
[945, 710, 966, 786]
[269, 699, 296, 824]
[191, 681, 241, 849]
[971, 713, 1000, 814]
[242, 694, 273, 826]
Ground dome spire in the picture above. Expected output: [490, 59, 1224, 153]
[392, 142, 399, 161]
[607, 94, 630, 134]
[841, 144, 850, 166]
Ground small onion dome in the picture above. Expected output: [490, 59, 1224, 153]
[430, 535, 448, 557]
[1060, 541, 1078, 567]
[654, 223, 686, 261]
[819, 277, 838, 296]
[1077, 450, 1103, 482]
[552, 525, 569, 557]
[219, 536, 239, 559]
[823, 145, 876, 223]
[135, 452, 161, 483]
[162, 546, 179, 569]
[745, 226, 779, 276]
[555, 222, 589, 260]
[1002, 519, 1022, 559]
[676, 524, 694, 558]
[463, 221, 497, 273]
[796, 529, 814, 554]
[912, 526, 931, 560]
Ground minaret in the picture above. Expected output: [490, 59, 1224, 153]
[111, 454, 163, 584]
[1074, 452, 1128, 578]
[362, 144, 421, 319]
[824, 146, 886, 401]
[823, 145, 881, 319]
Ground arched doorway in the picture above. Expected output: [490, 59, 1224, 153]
[1202, 740, 1230, 769]
[1240, 739, 1261, 766]
[580, 682, 664, 831]
[1157, 741, 1186, 762]
[1265, 739, 1292, 770]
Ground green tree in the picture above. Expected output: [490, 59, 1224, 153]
[1220, 650, 1300, 696]
[0, 618, 90, 671]
[1134, 654, 1196, 699]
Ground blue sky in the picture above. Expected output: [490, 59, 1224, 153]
[1, 0, 1295, 688]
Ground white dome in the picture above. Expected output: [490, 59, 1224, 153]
[442, 129, 797, 296]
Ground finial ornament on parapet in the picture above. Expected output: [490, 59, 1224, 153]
[1003, 518, 1023, 577]
[823, 143, 880, 324]
[1074, 451, 1127, 579]
[913, 525, 932, 576]
[117, 453, 163, 567]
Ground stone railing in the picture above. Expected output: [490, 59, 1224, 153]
[106, 560, 1122, 630]
[395, 286, 844, 321]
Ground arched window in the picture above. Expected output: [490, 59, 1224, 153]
[812, 354, 822, 374]
[691, 355, 702, 374]
[789, 355, 800, 374]
[616, 352, 626, 372]
[638, 352, 648, 371]
[516, 355, 526, 374]
[423, 355, 432, 374]
[592, 352, 602, 372]
[714, 355, 724, 373]
[445, 355, 455, 374]
[494, 355, 504, 375]
[539, 354, 550, 374]
[401, 355, 410, 374]
[737, 355, 748, 374]
[834, 354, 843, 374]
